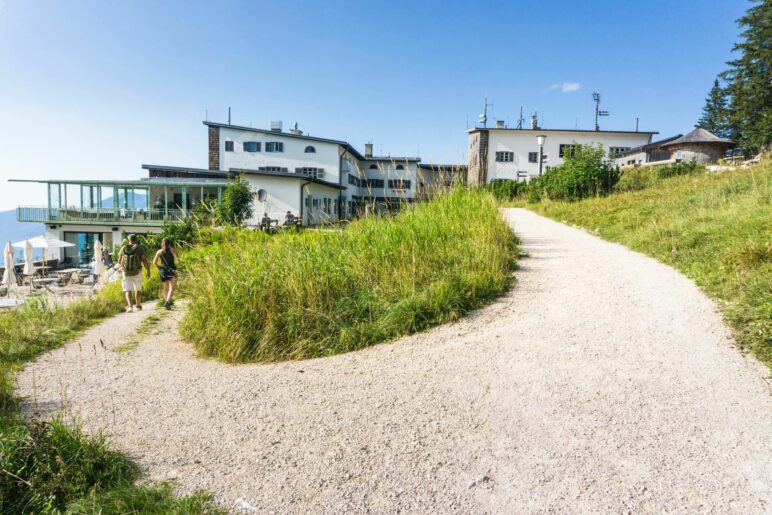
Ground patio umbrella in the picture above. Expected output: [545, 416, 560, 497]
[23, 240, 35, 275]
[2, 242, 15, 288]
[93, 240, 105, 279]
[14, 234, 75, 265]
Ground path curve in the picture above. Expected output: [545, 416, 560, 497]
[17, 208, 772, 513]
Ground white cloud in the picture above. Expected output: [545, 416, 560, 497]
[549, 82, 582, 93]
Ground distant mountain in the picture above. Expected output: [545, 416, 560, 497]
[0, 209, 43, 266]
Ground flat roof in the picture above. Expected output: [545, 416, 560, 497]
[466, 127, 658, 135]
[143, 164, 346, 190]
[418, 163, 467, 170]
[9, 177, 230, 187]
[616, 134, 683, 157]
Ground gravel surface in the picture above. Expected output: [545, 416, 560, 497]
[17, 208, 772, 513]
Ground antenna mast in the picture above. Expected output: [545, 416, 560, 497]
[478, 97, 493, 128]
[593, 92, 609, 131]
[517, 106, 524, 129]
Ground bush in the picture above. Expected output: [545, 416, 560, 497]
[487, 179, 525, 200]
[216, 174, 254, 226]
[655, 160, 703, 179]
[180, 189, 520, 362]
[529, 144, 620, 201]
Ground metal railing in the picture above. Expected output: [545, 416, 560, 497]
[17, 206, 186, 226]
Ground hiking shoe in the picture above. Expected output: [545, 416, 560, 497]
[125, 306, 133, 313]
[136, 304, 142, 311]
[164, 301, 172, 310]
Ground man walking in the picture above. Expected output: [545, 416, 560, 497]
[118, 234, 151, 312]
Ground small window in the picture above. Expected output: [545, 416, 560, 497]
[558, 144, 578, 158]
[304, 145, 316, 153]
[396, 164, 404, 170]
[388, 179, 411, 189]
[369, 164, 378, 170]
[266, 142, 284, 152]
[243, 141, 260, 152]
[225, 141, 234, 152]
[364, 179, 384, 188]
[495, 151, 514, 162]
[528, 152, 538, 163]
[609, 146, 631, 158]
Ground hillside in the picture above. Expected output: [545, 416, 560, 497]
[528, 160, 772, 366]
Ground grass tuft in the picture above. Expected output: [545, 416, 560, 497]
[181, 189, 520, 362]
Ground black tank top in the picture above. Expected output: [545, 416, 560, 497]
[160, 249, 176, 270]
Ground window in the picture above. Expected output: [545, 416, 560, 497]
[243, 141, 260, 152]
[259, 166, 285, 172]
[528, 152, 538, 163]
[396, 164, 404, 170]
[265, 142, 284, 152]
[304, 145, 316, 153]
[609, 146, 631, 158]
[558, 144, 578, 158]
[364, 179, 384, 188]
[368, 164, 378, 170]
[296, 167, 324, 179]
[225, 141, 234, 152]
[495, 151, 514, 162]
[388, 179, 411, 189]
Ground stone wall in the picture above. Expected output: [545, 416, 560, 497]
[208, 126, 220, 170]
[466, 130, 489, 185]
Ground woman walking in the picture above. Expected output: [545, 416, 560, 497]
[153, 237, 179, 310]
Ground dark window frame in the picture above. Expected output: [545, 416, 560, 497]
[304, 145, 316, 153]
[243, 141, 260, 152]
[265, 142, 284, 153]
[495, 151, 514, 162]
[225, 141, 235, 152]
[528, 152, 538, 163]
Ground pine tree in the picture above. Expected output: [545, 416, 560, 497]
[696, 79, 731, 138]
[721, 0, 772, 152]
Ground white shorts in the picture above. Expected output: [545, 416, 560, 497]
[122, 274, 143, 292]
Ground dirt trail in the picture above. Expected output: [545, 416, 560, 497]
[17, 208, 772, 513]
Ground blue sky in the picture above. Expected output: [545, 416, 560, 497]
[0, 0, 748, 210]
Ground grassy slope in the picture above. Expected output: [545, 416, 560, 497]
[181, 189, 520, 363]
[0, 273, 220, 513]
[529, 161, 771, 367]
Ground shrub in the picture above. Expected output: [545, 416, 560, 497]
[529, 143, 620, 201]
[487, 179, 525, 200]
[655, 159, 703, 179]
[180, 189, 519, 362]
[216, 174, 254, 226]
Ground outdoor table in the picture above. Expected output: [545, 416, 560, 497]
[0, 298, 24, 310]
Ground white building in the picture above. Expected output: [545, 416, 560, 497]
[467, 127, 657, 185]
[203, 121, 421, 224]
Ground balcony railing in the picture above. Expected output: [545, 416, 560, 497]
[17, 206, 186, 226]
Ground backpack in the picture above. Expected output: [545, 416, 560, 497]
[121, 244, 142, 276]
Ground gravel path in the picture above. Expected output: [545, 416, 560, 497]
[17, 208, 772, 513]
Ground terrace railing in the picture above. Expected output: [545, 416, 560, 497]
[17, 206, 186, 226]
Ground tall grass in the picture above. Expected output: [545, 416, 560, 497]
[530, 160, 772, 366]
[0, 271, 219, 512]
[181, 189, 519, 362]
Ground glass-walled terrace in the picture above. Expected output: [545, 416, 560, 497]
[14, 179, 229, 227]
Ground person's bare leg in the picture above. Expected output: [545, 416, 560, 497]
[166, 281, 175, 303]
[135, 291, 142, 310]
[124, 291, 133, 310]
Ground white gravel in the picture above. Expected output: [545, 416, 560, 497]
[17, 208, 772, 513]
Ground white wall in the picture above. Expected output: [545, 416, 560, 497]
[220, 128, 342, 185]
[243, 175, 342, 227]
[483, 130, 653, 182]
[357, 159, 418, 200]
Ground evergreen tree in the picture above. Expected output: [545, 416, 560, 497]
[721, 0, 772, 152]
[696, 79, 731, 138]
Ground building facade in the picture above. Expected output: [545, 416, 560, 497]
[11, 119, 432, 264]
[467, 128, 656, 185]
[615, 128, 735, 168]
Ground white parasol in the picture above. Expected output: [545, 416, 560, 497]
[93, 240, 106, 279]
[2, 242, 15, 288]
[14, 234, 75, 264]
[23, 240, 35, 275]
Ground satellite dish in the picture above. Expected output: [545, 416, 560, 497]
[257, 189, 268, 202]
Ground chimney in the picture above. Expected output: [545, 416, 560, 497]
[270, 120, 283, 132]
[530, 113, 539, 130]
[495, 120, 505, 129]
[289, 122, 303, 135]
[364, 143, 373, 158]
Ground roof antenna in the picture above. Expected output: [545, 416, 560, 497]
[517, 106, 524, 129]
[205, 108, 208, 122]
[228, 107, 231, 125]
[593, 92, 609, 131]
[478, 97, 493, 128]
[636, 117, 639, 132]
